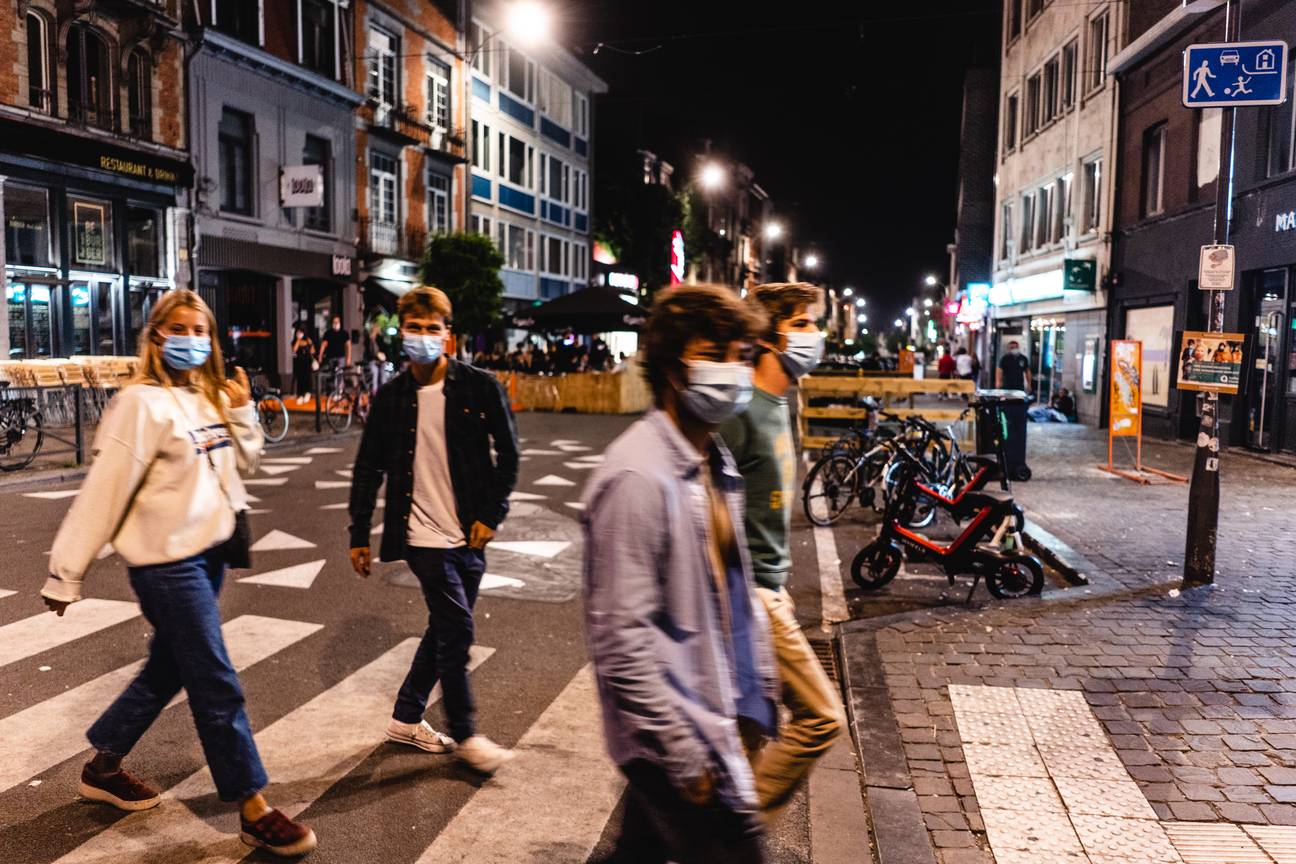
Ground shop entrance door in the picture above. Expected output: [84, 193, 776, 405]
[5, 280, 57, 358]
[1247, 269, 1287, 451]
[68, 277, 120, 356]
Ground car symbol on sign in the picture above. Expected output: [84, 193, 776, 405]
[1221, 49, 1241, 65]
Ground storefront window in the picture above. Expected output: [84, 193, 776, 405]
[127, 206, 161, 276]
[71, 282, 92, 355]
[1288, 302, 1296, 397]
[4, 184, 53, 266]
[1124, 305, 1175, 408]
[7, 283, 54, 359]
[68, 194, 114, 270]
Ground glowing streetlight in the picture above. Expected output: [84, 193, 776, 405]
[856, 313, 868, 324]
[925, 274, 939, 287]
[764, 222, 783, 240]
[804, 254, 820, 269]
[923, 298, 934, 308]
[505, 1, 552, 46]
[893, 319, 904, 328]
[843, 287, 853, 297]
[855, 298, 866, 308]
[699, 162, 725, 191]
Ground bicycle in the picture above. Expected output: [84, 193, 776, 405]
[0, 383, 44, 471]
[251, 380, 290, 443]
[324, 364, 379, 432]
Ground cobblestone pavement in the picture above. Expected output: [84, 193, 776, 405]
[836, 425, 1296, 864]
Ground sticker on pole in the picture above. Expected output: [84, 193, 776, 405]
[1183, 41, 1288, 108]
[1198, 244, 1235, 290]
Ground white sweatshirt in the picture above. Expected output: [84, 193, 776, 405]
[42, 383, 263, 603]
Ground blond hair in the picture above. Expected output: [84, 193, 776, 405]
[132, 289, 231, 429]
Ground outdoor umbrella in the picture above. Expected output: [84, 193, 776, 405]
[511, 287, 647, 334]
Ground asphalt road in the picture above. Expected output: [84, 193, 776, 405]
[0, 411, 836, 864]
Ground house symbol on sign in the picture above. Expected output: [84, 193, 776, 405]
[1256, 48, 1277, 72]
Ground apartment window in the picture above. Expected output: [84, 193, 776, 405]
[6, 185, 54, 267]
[300, 0, 337, 79]
[1087, 12, 1109, 93]
[428, 171, 449, 235]
[575, 169, 588, 211]
[544, 235, 568, 276]
[503, 44, 535, 104]
[427, 60, 451, 133]
[1003, 92, 1019, 153]
[67, 25, 112, 130]
[502, 135, 534, 189]
[540, 69, 573, 127]
[1035, 184, 1053, 249]
[1142, 123, 1167, 217]
[471, 121, 491, 171]
[1196, 109, 1222, 188]
[1020, 192, 1035, 253]
[367, 27, 398, 119]
[370, 152, 398, 226]
[1006, 0, 1021, 43]
[303, 134, 331, 231]
[26, 13, 52, 114]
[575, 93, 589, 138]
[1080, 158, 1101, 234]
[470, 213, 491, 239]
[1053, 173, 1072, 244]
[1061, 39, 1078, 110]
[1024, 73, 1041, 137]
[1000, 201, 1014, 261]
[126, 50, 151, 139]
[500, 222, 534, 270]
[214, 0, 261, 45]
[1043, 56, 1059, 124]
[546, 155, 565, 202]
[1027, 0, 1044, 20]
[219, 108, 253, 215]
[469, 21, 491, 78]
[573, 242, 588, 282]
[1263, 63, 1296, 178]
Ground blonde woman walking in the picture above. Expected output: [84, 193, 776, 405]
[40, 290, 316, 857]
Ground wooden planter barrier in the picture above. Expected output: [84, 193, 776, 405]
[799, 374, 977, 451]
[495, 365, 652, 415]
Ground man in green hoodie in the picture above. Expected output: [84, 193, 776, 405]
[720, 282, 844, 819]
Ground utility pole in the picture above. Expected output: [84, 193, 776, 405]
[1183, 0, 1240, 588]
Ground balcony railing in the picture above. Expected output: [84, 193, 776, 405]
[427, 126, 467, 160]
[358, 217, 427, 262]
[368, 101, 433, 148]
[67, 103, 117, 133]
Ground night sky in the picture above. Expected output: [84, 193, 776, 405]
[558, 0, 1001, 324]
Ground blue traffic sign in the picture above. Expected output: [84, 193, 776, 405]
[1183, 41, 1288, 108]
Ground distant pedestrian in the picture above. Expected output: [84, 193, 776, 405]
[348, 285, 520, 775]
[42, 290, 316, 857]
[584, 283, 778, 863]
[938, 347, 956, 380]
[291, 324, 316, 404]
[317, 314, 351, 371]
[719, 282, 844, 821]
[954, 346, 975, 380]
[363, 318, 390, 394]
[997, 341, 1031, 393]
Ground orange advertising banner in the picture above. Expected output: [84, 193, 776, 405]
[1110, 339, 1142, 437]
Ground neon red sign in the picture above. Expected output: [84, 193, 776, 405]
[669, 229, 685, 285]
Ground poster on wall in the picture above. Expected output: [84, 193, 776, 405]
[1176, 330, 1245, 394]
[71, 199, 108, 267]
[1110, 340, 1142, 437]
[1123, 305, 1174, 407]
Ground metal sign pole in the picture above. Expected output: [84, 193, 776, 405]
[1184, 0, 1240, 588]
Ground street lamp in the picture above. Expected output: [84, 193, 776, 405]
[842, 287, 853, 297]
[804, 253, 820, 269]
[925, 274, 939, 287]
[923, 298, 934, 308]
[764, 221, 783, 241]
[893, 319, 904, 328]
[857, 313, 868, 324]
[506, 1, 553, 46]
[699, 162, 726, 191]
[855, 298, 866, 308]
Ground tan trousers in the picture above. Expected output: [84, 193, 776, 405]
[742, 585, 845, 816]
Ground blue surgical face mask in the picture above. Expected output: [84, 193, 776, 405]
[779, 330, 825, 378]
[679, 360, 753, 425]
[161, 335, 212, 371]
[403, 332, 444, 365]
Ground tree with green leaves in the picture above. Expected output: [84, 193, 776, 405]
[420, 233, 505, 339]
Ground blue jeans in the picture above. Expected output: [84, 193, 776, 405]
[392, 546, 485, 741]
[87, 550, 268, 802]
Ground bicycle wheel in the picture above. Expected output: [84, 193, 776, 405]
[0, 406, 43, 472]
[259, 394, 289, 443]
[325, 392, 353, 432]
[851, 541, 902, 590]
[986, 555, 1044, 599]
[802, 454, 859, 526]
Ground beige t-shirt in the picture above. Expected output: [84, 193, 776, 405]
[407, 380, 465, 548]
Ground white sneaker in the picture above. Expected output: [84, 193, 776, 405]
[386, 719, 456, 753]
[455, 735, 515, 775]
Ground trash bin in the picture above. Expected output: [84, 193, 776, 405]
[973, 389, 1031, 481]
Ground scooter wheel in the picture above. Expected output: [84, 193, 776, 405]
[987, 555, 1044, 599]
[851, 542, 902, 591]
[1013, 465, 1032, 482]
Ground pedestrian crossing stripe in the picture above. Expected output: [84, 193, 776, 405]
[261, 457, 313, 465]
[563, 462, 597, 470]
[249, 529, 316, 552]
[533, 474, 575, 487]
[509, 491, 546, 501]
[258, 464, 301, 476]
[22, 489, 80, 500]
[0, 589, 14, 600]
[556, 444, 592, 452]
[244, 478, 289, 487]
[564, 502, 586, 511]
[0, 599, 140, 670]
[415, 664, 623, 864]
[314, 480, 350, 490]
[0, 615, 321, 794]
[335, 469, 353, 478]
[521, 448, 562, 456]
[490, 540, 571, 559]
[304, 447, 343, 454]
[237, 560, 327, 589]
[549, 439, 580, 446]
[481, 574, 526, 591]
[51, 642, 494, 864]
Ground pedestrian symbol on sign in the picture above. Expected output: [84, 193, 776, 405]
[1190, 61, 1216, 99]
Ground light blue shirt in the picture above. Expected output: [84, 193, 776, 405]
[582, 409, 778, 811]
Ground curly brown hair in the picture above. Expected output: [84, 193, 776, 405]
[748, 282, 823, 343]
[642, 283, 767, 404]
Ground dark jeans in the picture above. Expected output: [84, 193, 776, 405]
[87, 550, 268, 802]
[392, 546, 485, 741]
[612, 761, 766, 864]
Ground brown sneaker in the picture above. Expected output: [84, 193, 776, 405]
[77, 763, 162, 812]
[240, 808, 318, 857]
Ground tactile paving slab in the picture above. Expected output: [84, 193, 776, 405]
[981, 807, 1086, 857]
[962, 742, 1049, 778]
[1037, 743, 1130, 780]
[1025, 710, 1108, 745]
[1163, 822, 1272, 864]
[968, 774, 1065, 812]
[1014, 687, 1091, 714]
[948, 684, 1023, 714]
[1071, 814, 1183, 863]
[1244, 825, 1296, 864]
[953, 710, 1031, 744]
[1053, 775, 1158, 820]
